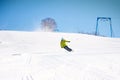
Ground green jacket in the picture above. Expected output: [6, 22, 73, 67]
[60, 39, 70, 48]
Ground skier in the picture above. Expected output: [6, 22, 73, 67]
[60, 38, 72, 52]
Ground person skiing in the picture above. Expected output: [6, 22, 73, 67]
[60, 38, 72, 52]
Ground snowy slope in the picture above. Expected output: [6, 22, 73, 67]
[0, 31, 120, 80]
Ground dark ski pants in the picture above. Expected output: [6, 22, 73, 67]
[64, 46, 72, 52]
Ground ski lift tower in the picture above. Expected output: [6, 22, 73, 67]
[95, 17, 113, 37]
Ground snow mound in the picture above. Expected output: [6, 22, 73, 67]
[0, 31, 120, 80]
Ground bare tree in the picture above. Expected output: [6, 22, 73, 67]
[41, 17, 57, 32]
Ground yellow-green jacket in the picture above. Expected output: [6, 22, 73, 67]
[60, 39, 70, 48]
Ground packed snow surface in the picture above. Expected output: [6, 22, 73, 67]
[0, 31, 120, 80]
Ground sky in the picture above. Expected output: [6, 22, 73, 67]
[0, 0, 120, 37]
